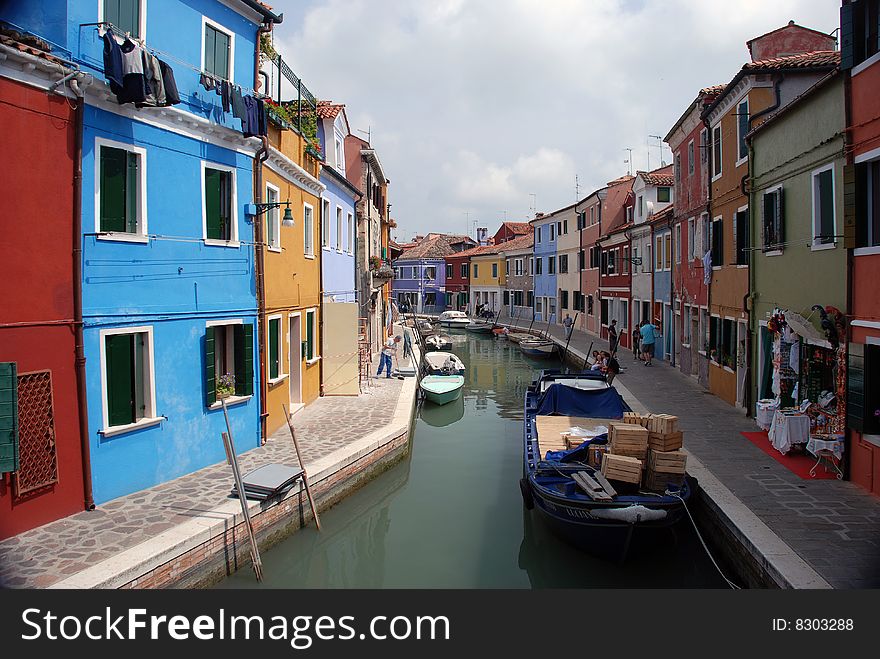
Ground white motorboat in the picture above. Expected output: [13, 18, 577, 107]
[423, 351, 466, 375]
[425, 334, 453, 351]
[437, 310, 472, 328]
[519, 339, 557, 358]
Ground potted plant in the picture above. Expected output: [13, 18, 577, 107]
[217, 373, 235, 400]
[369, 255, 383, 272]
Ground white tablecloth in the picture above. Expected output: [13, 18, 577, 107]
[768, 411, 810, 455]
[807, 436, 844, 460]
[756, 399, 778, 431]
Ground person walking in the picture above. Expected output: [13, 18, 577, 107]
[632, 326, 641, 360]
[608, 319, 619, 356]
[376, 335, 401, 378]
[563, 313, 573, 339]
[639, 320, 658, 366]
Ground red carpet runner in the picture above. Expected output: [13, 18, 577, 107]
[740, 431, 837, 480]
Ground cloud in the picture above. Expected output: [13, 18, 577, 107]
[270, 0, 840, 239]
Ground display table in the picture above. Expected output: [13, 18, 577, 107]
[756, 399, 778, 431]
[807, 435, 844, 479]
[768, 410, 810, 455]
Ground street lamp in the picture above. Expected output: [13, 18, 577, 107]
[247, 200, 295, 227]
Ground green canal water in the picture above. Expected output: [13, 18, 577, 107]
[218, 332, 726, 588]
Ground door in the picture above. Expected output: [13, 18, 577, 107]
[736, 320, 748, 408]
[289, 314, 302, 406]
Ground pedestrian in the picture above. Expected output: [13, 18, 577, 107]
[376, 335, 401, 379]
[608, 319, 619, 356]
[563, 313, 573, 339]
[590, 351, 605, 371]
[602, 351, 620, 385]
[640, 320, 658, 366]
[632, 326, 641, 360]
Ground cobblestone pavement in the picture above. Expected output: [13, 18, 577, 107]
[540, 322, 880, 589]
[0, 375, 404, 589]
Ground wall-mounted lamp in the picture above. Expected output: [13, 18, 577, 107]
[246, 200, 295, 227]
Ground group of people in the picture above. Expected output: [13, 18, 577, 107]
[589, 350, 620, 384]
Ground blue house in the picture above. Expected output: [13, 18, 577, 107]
[317, 102, 359, 303]
[650, 209, 674, 362]
[1, 0, 283, 503]
[531, 213, 558, 323]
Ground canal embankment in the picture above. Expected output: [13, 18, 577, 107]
[0, 325, 421, 589]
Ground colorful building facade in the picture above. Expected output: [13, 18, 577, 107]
[531, 213, 558, 323]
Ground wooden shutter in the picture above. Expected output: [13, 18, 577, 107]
[205, 168, 221, 240]
[106, 334, 135, 426]
[844, 163, 859, 248]
[0, 362, 18, 474]
[214, 29, 229, 79]
[776, 187, 785, 249]
[840, 2, 854, 70]
[306, 312, 315, 361]
[503, 290, 510, 306]
[819, 170, 834, 241]
[100, 146, 126, 232]
[126, 151, 138, 233]
[234, 324, 254, 396]
[268, 318, 279, 380]
[762, 192, 770, 249]
[219, 171, 232, 241]
[205, 326, 216, 407]
[204, 24, 216, 76]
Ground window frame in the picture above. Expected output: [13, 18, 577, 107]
[347, 212, 354, 254]
[761, 185, 784, 254]
[266, 182, 281, 252]
[735, 99, 749, 166]
[655, 235, 663, 271]
[303, 202, 315, 258]
[711, 124, 723, 182]
[811, 163, 837, 251]
[305, 308, 319, 364]
[95, 137, 148, 242]
[664, 232, 672, 271]
[266, 314, 286, 384]
[336, 205, 344, 252]
[201, 160, 238, 247]
[687, 217, 696, 260]
[657, 186, 671, 203]
[100, 0, 146, 40]
[461, 262, 468, 279]
[321, 198, 330, 249]
[201, 16, 235, 83]
[675, 223, 682, 264]
[688, 140, 695, 176]
[98, 325, 159, 436]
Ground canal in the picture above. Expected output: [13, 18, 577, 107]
[218, 332, 727, 588]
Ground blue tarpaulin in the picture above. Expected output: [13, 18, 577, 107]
[545, 433, 608, 463]
[536, 383, 627, 418]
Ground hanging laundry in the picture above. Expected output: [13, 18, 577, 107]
[158, 59, 180, 106]
[242, 95, 259, 137]
[102, 31, 124, 95]
[200, 73, 216, 92]
[231, 85, 247, 124]
[256, 97, 267, 136]
[220, 80, 231, 113]
[138, 53, 166, 107]
[115, 38, 151, 104]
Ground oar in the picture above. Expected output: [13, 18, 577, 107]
[282, 404, 322, 531]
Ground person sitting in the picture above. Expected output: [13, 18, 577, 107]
[590, 352, 605, 371]
[601, 351, 620, 385]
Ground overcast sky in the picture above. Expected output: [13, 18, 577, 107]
[269, 0, 840, 242]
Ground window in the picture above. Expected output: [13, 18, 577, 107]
[528, 257, 534, 275]
[736, 100, 749, 163]
[334, 133, 345, 172]
[535, 257, 542, 275]
[203, 20, 233, 81]
[700, 128, 708, 164]
[514, 290, 524, 307]
[607, 250, 616, 275]
[688, 140, 695, 176]
[557, 221, 563, 236]
[425, 292, 436, 307]
[701, 213, 710, 257]
[504, 290, 510, 306]
[657, 186, 671, 203]
[626, 206, 633, 222]
[563, 220, 568, 234]
[548, 256, 556, 274]
[321, 199, 330, 247]
[550, 224, 556, 241]
[267, 316, 284, 382]
[505, 260, 510, 276]
[589, 246, 600, 269]
[712, 125, 722, 179]
[98, 140, 145, 236]
[205, 321, 254, 407]
[536, 298, 543, 314]
[622, 247, 629, 274]
[590, 207, 596, 225]
[446, 263, 453, 279]
[675, 224, 682, 264]
[812, 165, 836, 248]
[560, 289, 569, 310]
[664, 233, 671, 270]
[688, 217, 695, 260]
[303, 203, 314, 256]
[711, 217, 724, 265]
[492, 263, 498, 279]
[446, 292, 453, 306]
[600, 298, 609, 325]
[548, 297, 556, 319]
[762, 187, 784, 251]
[655, 235, 663, 271]
[336, 206, 344, 251]
[473, 263, 479, 278]
[857, 159, 880, 247]
[203, 163, 236, 243]
[559, 254, 568, 274]
[638, 195, 644, 218]
[643, 241, 651, 273]
[461, 263, 468, 279]
[587, 294, 594, 315]
[578, 249, 585, 271]
[305, 309, 318, 362]
[734, 208, 748, 265]
[572, 291, 581, 311]
[347, 213, 353, 253]
[266, 184, 280, 251]
[536, 226, 542, 243]
[515, 259, 523, 276]
[103, 0, 141, 37]
[425, 266, 436, 280]
[101, 327, 156, 430]
[621, 300, 628, 329]
[674, 153, 681, 183]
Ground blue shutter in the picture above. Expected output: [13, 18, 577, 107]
[205, 326, 216, 407]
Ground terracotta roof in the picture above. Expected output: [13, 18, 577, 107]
[648, 205, 674, 225]
[397, 233, 476, 259]
[316, 100, 345, 120]
[606, 174, 635, 186]
[743, 50, 839, 72]
[0, 30, 68, 66]
[500, 221, 531, 236]
[637, 165, 674, 187]
[497, 233, 534, 253]
[452, 243, 502, 259]
[700, 84, 726, 95]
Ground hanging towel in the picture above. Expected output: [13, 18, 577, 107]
[158, 59, 180, 105]
[231, 85, 247, 123]
[102, 31, 124, 94]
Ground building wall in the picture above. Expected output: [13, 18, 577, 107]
[579, 196, 603, 334]
[391, 258, 446, 312]
[0, 78, 85, 538]
[532, 219, 557, 321]
[503, 250, 534, 322]
[599, 232, 632, 347]
[653, 226, 673, 361]
[444, 253, 470, 309]
[320, 171, 358, 303]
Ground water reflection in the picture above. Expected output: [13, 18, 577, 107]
[419, 394, 465, 427]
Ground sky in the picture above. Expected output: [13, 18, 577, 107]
[268, 0, 841, 243]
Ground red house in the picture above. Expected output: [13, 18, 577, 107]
[444, 236, 479, 311]
[665, 85, 724, 387]
[597, 177, 636, 351]
[0, 74, 87, 538]
[493, 221, 531, 245]
[843, 0, 880, 495]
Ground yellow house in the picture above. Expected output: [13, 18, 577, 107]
[468, 246, 505, 315]
[261, 121, 325, 437]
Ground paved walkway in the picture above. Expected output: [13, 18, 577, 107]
[540, 322, 880, 589]
[0, 374, 405, 589]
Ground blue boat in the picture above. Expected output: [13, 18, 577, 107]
[521, 370, 692, 561]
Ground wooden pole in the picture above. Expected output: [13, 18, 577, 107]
[561, 312, 580, 372]
[282, 404, 322, 531]
[583, 340, 594, 372]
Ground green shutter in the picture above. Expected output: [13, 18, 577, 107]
[268, 318, 279, 380]
[205, 326, 216, 407]
[100, 146, 127, 233]
[0, 362, 19, 474]
[306, 313, 314, 361]
[204, 24, 216, 76]
[205, 168, 221, 240]
[215, 30, 229, 80]
[125, 151, 138, 233]
[234, 324, 254, 397]
[106, 334, 135, 426]
[220, 171, 232, 241]
[840, 2, 854, 70]
[844, 163, 858, 248]
[819, 169, 834, 242]
[848, 343, 865, 432]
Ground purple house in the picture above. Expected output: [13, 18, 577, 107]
[392, 233, 475, 314]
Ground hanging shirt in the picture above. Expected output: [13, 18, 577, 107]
[640, 324, 657, 345]
[242, 95, 259, 137]
[139, 53, 165, 107]
[102, 31, 124, 95]
[158, 60, 180, 105]
[118, 39, 150, 104]
[231, 85, 247, 123]
[220, 80, 231, 113]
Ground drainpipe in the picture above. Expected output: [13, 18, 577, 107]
[842, 65, 854, 482]
[318, 195, 325, 396]
[253, 21, 274, 442]
[703, 113, 713, 370]
[69, 75, 94, 510]
[365, 170, 373, 349]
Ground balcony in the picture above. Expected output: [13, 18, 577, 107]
[370, 259, 395, 287]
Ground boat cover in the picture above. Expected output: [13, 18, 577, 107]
[544, 434, 607, 463]
[536, 382, 625, 418]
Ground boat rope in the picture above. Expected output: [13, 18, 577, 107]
[670, 492, 742, 590]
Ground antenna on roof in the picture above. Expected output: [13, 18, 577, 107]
[575, 175, 580, 204]
[623, 148, 633, 176]
[355, 126, 371, 144]
[528, 193, 536, 216]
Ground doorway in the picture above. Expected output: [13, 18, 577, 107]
[288, 313, 302, 408]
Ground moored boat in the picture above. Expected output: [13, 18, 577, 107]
[465, 321, 495, 334]
[425, 334, 453, 351]
[507, 332, 536, 344]
[437, 310, 472, 328]
[521, 370, 692, 561]
[419, 374, 465, 405]
[519, 339, 556, 357]
[423, 351, 466, 375]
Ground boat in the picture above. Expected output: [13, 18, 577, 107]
[520, 339, 557, 357]
[507, 332, 536, 344]
[424, 334, 453, 351]
[521, 370, 692, 561]
[465, 320, 495, 334]
[423, 351, 465, 375]
[419, 374, 465, 405]
[416, 319, 437, 338]
[437, 310, 472, 328]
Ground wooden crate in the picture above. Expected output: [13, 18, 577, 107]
[647, 449, 687, 474]
[644, 470, 686, 493]
[648, 414, 678, 435]
[587, 444, 608, 468]
[609, 422, 648, 459]
[648, 430, 684, 452]
[601, 454, 642, 484]
[623, 412, 651, 428]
